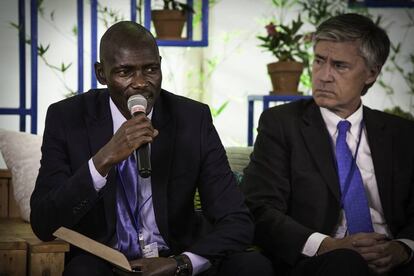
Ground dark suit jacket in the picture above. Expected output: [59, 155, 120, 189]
[30, 89, 253, 261]
[242, 99, 414, 266]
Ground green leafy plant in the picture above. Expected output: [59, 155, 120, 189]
[210, 101, 229, 118]
[97, 4, 125, 29]
[161, 0, 195, 13]
[374, 11, 414, 116]
[257, 15, 309, 63]
[9, 25, 74, 95]
[384, 106, 414, 121]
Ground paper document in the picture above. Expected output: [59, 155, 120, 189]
[53, 226, 137, 272]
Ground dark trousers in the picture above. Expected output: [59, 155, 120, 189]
[206, 250, 274, 276]
[63, 250, 274, 276]
[290, 248, 414, 276]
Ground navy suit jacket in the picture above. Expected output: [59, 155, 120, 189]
[30, 89, 253, 261]
[242, 99, 414, 266]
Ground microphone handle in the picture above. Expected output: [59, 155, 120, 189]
[137, 143, 151, 178]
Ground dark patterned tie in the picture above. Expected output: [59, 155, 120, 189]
[116, 154, 141, 259]
[336, 120, 374, 234]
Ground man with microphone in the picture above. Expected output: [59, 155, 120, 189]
[30, 21, 273, 276]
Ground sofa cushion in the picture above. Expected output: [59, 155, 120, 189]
[0, 129, 42, 222]
[194, 147, 253, 210]
[225, 146, 253, 175]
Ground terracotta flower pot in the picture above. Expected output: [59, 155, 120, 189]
[151, 10, 187, 40]
[267, 61, 304, 95]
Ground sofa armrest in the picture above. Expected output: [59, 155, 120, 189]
[0, 169, 20, 218]
[0, 170, 70, 276]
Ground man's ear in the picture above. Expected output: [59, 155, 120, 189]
[361, 65, 381, 95]
[365, 65, 380, 85]
[94, 62, 107, 85]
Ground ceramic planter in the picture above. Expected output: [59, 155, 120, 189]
[151, 10, 187, 40]
[267, 61, 304, 95]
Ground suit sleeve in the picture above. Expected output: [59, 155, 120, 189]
[241, 109, 314, 265]
[187, 105, 254, 258]
[393, 120, 414, 242]
[30, 103, 102, 241]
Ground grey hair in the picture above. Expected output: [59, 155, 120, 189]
[314, 13, 390, 70]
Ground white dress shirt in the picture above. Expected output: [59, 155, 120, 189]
[301, 105, 414, 257]
[88, 98, 211, 275]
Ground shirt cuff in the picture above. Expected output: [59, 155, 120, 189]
[396, 239, 414, 252]
[88, 158, 107, 191]
[183, 251, 211, 275]
[302, 232, 329, 257]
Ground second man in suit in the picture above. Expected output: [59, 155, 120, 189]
[242, 13, 414, 276]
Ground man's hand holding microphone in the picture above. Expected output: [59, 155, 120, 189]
[93, 94, 158, 178]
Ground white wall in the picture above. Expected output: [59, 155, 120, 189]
[1, 0, 413, 168]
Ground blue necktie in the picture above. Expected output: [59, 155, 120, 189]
[336, 120, 374, 234]
[116, 154, 141, 259]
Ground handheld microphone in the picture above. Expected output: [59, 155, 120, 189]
[127, 95, 151, 178]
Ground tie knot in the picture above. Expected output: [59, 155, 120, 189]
[337, 120, 351, 135]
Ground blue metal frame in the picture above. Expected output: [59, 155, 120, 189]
[247, 95, 312, 146]
[144, 0, 209, 47]
[131, 0, 137, 21]
[77, 0, 84, 94]
[365, 0, 414, 7]
[30, 0, 38, 133]
[0, 0, 209, 133]
[349, 0, 414, 7]
[18, 0, 26, 130]
[0, 0, 37, 133]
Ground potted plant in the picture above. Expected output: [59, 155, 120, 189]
[151, 0, 194, 40]
[258, 15, 310, 95]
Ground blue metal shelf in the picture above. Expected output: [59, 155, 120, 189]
[350, 0, 414, 8]
[247, 94, 312, 146]
[144, 0, 209, 47]
[0, 0, 38, 133]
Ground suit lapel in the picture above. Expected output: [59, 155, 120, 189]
[83, 89, 117, 234]
[364, 107, 393, 222]
[84, 89, 113, 156]
[151, 91, 175, 246]
[300, 102, 341, 202]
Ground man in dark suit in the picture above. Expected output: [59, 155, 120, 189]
[242, 13, 414, 276]
[30, 21, 273, 276]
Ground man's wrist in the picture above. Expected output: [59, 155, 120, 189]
[317, 236, 335, 256]
[172, 254, 193, 276]
[396, 241, 414, 265]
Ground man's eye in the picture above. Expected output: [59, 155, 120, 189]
[145, 66, 159, 73]
[313, 58, 323, 65]
[334, 63, 347, 70]
[117, 70, 130, 76]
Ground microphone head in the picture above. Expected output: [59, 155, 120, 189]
[127, 94, 147, 115]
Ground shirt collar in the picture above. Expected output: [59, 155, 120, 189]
[320, 104, 363, 139]
[110, 98, 153, 133]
